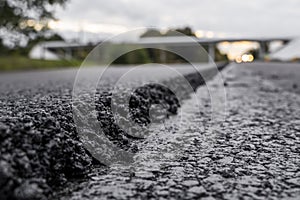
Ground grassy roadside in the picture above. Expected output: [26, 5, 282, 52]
[0, 56, 82, 72]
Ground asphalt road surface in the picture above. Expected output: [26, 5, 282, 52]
[241, 62, 300, 95]
[1, 62, 300, 200]
[0, 63, 223, 200]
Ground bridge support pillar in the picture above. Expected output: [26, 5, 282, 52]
[208, 43, 215, 63]
[258, 41, 268, 60]
[65, 48, 72, 60]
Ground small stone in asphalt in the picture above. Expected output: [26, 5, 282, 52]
[187, 186, 207, 195]
[182, 180, 199, 187]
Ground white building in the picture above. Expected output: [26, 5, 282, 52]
[29, 41, 85, 60]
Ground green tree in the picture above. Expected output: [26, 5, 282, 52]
[0, 0, 68, 47]
[165, 27, 196, 37]
[141, 27, 196, 38]
[140, 28, 163, 38]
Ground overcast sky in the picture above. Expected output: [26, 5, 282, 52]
[53, 0, 300, 41]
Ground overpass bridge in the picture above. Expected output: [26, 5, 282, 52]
[29, 37, 292, 62]
[138, 36, 291, 62]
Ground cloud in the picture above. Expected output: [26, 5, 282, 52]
[54, 0, 300, 38]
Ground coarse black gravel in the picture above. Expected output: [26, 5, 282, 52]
[58, 62, 300, 200]
[2, 62, 299, 200]
[0, 63, 225, 200]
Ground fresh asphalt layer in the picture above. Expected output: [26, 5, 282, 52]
[0, 62, 299, 200]
[58, 62, 300, 200]
[0, 63, 223, 200]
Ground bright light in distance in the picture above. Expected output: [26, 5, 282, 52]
[242, 54, 254, 62]
[218, 41, 259, 61]
[236, 54, 254, 63]
[195, 30, 219, 38]
[195, 30, 204, 38]
[26, 19, 35, 27]
[47, 20, 129, 34]
[48, 20, 61, 29]
[206, 31, 214, 38]
[235, 56, 242, 63]
[18, 19, 46, 31]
